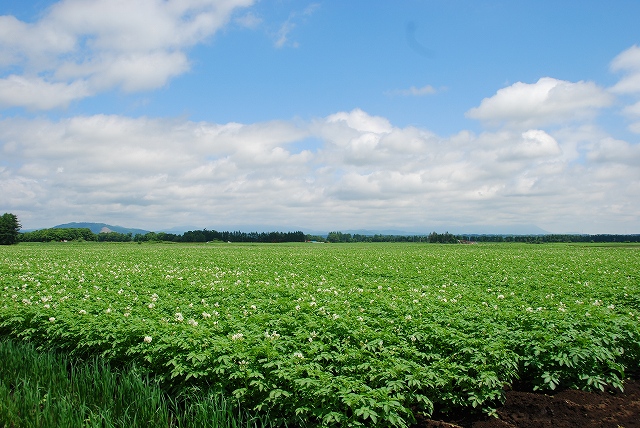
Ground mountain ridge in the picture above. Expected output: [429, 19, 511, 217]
[52, 222, 150, 236]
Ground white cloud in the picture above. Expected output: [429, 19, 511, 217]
[79, 51, 190, 92]
[610, 46, 640, 132]
[610, 44, 640, 94]
[624, 101, 640, 117]
[46, 0, 254, 52]
[621, 101, 640, 134]
[303, 4, 321, 16]
[466, 77, 613, 129]
[0, 15, 76, 67]
[0, 75, 91, 109]
[275, 20, 296, 48]
[386, 85, 437, 97]
[235, 11, 262, 29]
[0, 169, 40, 206]
[629, 122, 640, 134]
[2, 108, 637, 233]
[326, 108, 392, 134]
[497, 130, 562, 161]
[272, 3, 319, 48]
[0, 0, 254, 109]
[586, 137, 640, 166]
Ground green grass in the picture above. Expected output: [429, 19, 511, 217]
[0, 338, 271, 428]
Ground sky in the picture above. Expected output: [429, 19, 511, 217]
[1, 0, 640, 234]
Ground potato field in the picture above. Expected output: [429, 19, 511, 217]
[1, 242, 639, 427]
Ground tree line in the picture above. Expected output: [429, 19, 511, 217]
[18, 227, 307, 243]
[322, 231, 458, 243]
[319, 231, 640, 243]
[460, 233, 640, 243]
[14, 228, 640, 245]
[136, 229, 306, 243]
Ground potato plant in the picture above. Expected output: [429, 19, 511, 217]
[1, 242, 639, 426]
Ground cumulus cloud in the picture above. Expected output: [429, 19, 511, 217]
[620, 101, 640, 134]
[624, 101, 640, 117]
[326, 108, 392, 134]
[1, 108, 637, 233]
[611, 46, 640, 132]
[610, 45, 640, 94]
[0, 75, 91, 109]
[498, 130, 562, 161]
[0, 0, 254, 109]
[466, 77, 613, 129]
[586, 137, 640, 166]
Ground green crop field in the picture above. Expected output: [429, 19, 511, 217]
[1, 242, 639, 426]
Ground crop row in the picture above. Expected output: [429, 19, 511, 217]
[1, 243, 639, 426]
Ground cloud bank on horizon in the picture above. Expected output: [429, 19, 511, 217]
[0, 0, 639, 234]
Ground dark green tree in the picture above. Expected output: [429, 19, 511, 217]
[0, 213, 21, 245]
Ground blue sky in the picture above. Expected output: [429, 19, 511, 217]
[1, 0, 640, 234]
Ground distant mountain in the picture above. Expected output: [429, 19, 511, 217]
[307, 224, 550, 237]
[449, 224, 550, 236]
[52, 222, 150, 236]
[157, 225, 203, 234]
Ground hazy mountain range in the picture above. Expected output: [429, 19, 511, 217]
[37, 222, 551, 236]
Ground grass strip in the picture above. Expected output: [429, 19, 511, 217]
[0, 338, 272, 428]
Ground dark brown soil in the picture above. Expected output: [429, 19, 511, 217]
[416, 378, 640, 428]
